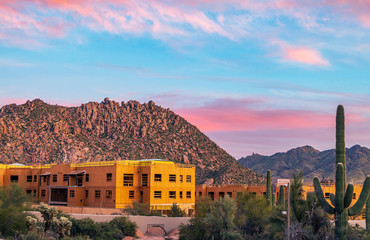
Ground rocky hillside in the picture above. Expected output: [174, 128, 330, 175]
[238, 145, 370, 183]
[0, 98, 263, 185]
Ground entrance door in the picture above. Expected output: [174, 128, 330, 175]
[140, 191, 143, 203]
[50, 188, 68, 205]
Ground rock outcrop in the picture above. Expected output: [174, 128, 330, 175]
[0, 98, 264, 184]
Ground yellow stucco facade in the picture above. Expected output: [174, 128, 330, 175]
[0, 159, 195, 215]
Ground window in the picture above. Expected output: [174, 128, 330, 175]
[63, 174, 68, 182]
[219, 192, 225, 199]
[26, 190, 32, 195]
[169, 191, 176, 199]
[325, 193, 330, 199]
[95, 190, 101, 199]
[33, 190, 36, 197]
[209, 192, 214, 201]
[34, 175, 37, 182]
[180, 175, 183, 183]
[77, 176, 83, 186]
[186, 191, 191, 199]
[169, 175, 176, 182]
[85, 174, 89, 182]
[27, 175, 32, 182]
[154, 174, 162, 182]
[10, 175, 18, 183]
[53, 174, 57, 182]
[251, 192, 257, 197]
[227, 192, 232, 198]
[70, 190, 75, 198]
[106, 190, 112, 199]
[85, 190, 89, 198]
[199, 192, 202, 197]
[154, 191, 162, 199]
[263, 192, 266, 197]
[129, 191, 134, 199]
[107, 173, 112, 182]
[180, 191, 183, 199]
[353, 193, 356, 199]
[124, 174, 134, 186]
[43, 176, 47, 182]
[41, 190, 46, 197]
[186, 175, 191, 183]
[142, 174, 148, 186]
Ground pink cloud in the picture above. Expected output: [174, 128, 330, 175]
[282, 45, 330, 66]
[175, 99, 332, 132]
[174, 98, 365, 133]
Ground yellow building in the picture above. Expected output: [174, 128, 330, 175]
[0, 159, 195, 215]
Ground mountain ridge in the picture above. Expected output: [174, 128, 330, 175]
[238, 145, 370, 183]
[0, 98, 264, 185]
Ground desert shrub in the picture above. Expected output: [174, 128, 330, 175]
[0, 184, 31, 237]
[70, 218, 101, 239]
[180, 196, 242, 240]
[123, 202, 160, 216]
[235, 193, 273, 239]
[168, 203, 185, 217]
[70, 216, 136, 240]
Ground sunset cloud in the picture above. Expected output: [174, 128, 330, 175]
[282, 45, 330, 66]
[0, 0, 368, 59]
[176, 98, 335, 132]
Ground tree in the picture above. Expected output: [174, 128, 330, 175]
[168, 203, 185, 217]
[291, 170, 308, 223]
[0, 184, 31, 236]
[180, 196, 242, 240]
[204, 196, 242, 240]
[235, 192, 273, 239]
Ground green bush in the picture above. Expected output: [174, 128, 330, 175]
[0, 184, 31, 237]
[70, 216, 136, 240]
[168, 203, 185, 217]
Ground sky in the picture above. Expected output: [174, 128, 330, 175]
[1, 0, 370, 159]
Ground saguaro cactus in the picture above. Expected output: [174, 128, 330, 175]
[278, 185, 285, 208]
[266, 170, 272, 206]
[314, 105, 370, 240]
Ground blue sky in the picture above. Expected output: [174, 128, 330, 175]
[1, 0, 370, 158]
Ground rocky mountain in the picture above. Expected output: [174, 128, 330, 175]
[238, 145, 370, 183]
[0, 98, 264, 185]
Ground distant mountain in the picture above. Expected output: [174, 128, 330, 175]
[238, 145, 370, 183]
[0, 98, 264, 185]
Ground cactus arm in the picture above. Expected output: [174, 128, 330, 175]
[335, 163, 345, 212]
[329, 193, 335, 206]
[349, 176, 370, 216]
[344, 183, 354, 209]
[314, 177, 334, 214]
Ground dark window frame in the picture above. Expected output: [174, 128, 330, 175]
[154, 174, 162, 182]
[107, 173, 112, 182]
[124, 174, 134, 186]
[27, 175, 32, 182]
[10, 175, 19, 183]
